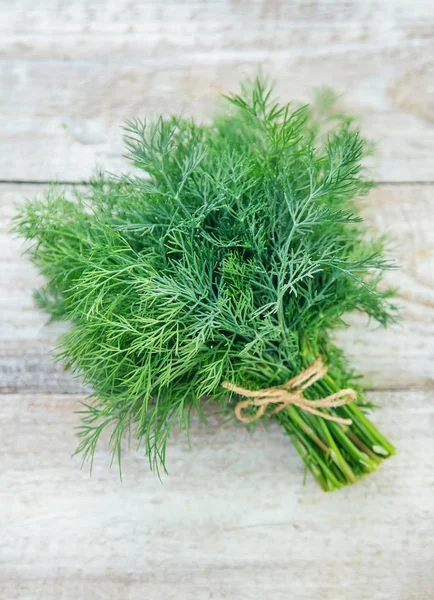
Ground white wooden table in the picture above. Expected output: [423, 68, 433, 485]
[1, 2, 433, 598]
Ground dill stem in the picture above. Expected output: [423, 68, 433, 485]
[314, 418, 357, 483]
[285, 428, 329, 491]
[280, 416, 343, 491]
[327, 422, 378, 469]
[275, 361, 394, 489]
[347, 404, 395, 456]
[345, 430, 383, 464]
[285, 405, 329, 453]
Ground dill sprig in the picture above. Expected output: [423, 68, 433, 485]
[14, 78, 397, 489]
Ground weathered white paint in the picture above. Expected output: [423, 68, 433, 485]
[0, 2, 433, 181]
[0, 391, 433, 599]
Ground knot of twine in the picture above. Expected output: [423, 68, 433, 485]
[222, 358, 355, 426]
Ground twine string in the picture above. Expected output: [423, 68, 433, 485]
[222, 358, 355, 425]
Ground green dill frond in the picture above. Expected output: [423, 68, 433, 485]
[13, 78, 397, 486]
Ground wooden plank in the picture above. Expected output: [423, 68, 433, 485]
[1, 2, 434, 182]
[334, 182, 434, 388]
[0, 390, 433, 599]
[1, 182, 433, 393]
[3, 0, 434, 33]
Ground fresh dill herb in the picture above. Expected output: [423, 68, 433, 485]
[14, 78, 397, 490]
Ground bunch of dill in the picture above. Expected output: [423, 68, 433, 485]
[14, 79, 397, 490]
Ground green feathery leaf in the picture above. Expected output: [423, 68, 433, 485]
[13, 78, 397, 489]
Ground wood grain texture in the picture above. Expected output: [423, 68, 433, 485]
[2, 182, 433, 393]
[1, 390, 433, 600]
[0, 1, 434, 182]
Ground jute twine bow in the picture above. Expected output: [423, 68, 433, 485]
[222, 358, 355, 425]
